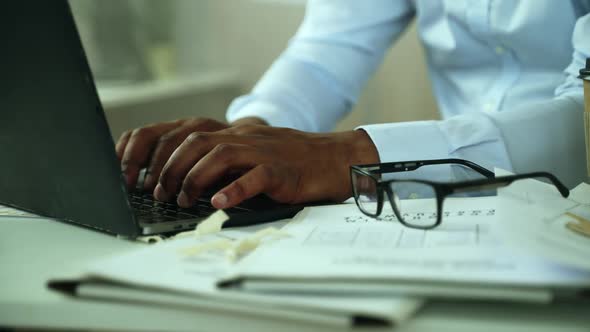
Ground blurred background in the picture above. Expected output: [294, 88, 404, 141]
[69, 0, 438, 139]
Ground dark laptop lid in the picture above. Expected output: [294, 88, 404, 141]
[0, 1, 139, 237]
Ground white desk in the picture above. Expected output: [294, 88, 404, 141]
[1, 216, 590, 332]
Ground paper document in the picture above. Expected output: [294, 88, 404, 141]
[227, 197, 590, 303]
[495, 169, 590, 272]
[0, 204, 39, 218]
[49, 225, 422, 328]
[281, 199, 499, 250]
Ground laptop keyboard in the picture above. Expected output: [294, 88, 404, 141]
[128, 191, 251, 224]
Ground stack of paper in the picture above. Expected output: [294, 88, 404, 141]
[49, 225, 422, 328]
[494, 170, 590, 272]
[49, 175, 590, 326]
[221, 196, 590, 303]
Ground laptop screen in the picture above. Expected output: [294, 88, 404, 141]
[0, 1, 139, 236]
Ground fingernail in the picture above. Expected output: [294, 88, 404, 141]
[154, 184, 169, 201]
[144, 174, 154, 189]
[212, 192, 228, 208]
[177, 191, 190, 208]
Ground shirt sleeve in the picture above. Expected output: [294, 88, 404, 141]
[359, 13, 590, 188]
[226, 0, 415, 132]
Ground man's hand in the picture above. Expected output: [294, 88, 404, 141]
[154, 125, 379, 209]
[115, 117, 266, 191]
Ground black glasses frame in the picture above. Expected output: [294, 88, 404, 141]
[350, 158, 569, 230]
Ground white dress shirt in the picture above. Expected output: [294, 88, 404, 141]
[227, 0, 590, 187]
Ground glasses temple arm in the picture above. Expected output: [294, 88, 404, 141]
[450, 172, 569, 197]
[510, 172, 570, 197]
[375, 159, 494, 178]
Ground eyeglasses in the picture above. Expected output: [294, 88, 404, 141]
[350, 158, 569, 230]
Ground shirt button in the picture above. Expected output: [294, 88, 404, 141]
[483, 103, 494, 112]
[495, 46, 505, 55]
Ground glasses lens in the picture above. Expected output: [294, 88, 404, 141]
[351, 169, 379, 215]
[388, 181, 438, 228]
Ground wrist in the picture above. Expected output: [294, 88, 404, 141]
[348, 129, 380, 166]
[324, 129, 379, 201]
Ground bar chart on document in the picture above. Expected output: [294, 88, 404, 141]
[285, 196, 501, 250]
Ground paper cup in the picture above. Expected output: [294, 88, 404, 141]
[580, 59, 590, 178]
[585, 80, 589, 178]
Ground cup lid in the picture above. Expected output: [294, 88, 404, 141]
[580, 58, 590, 80]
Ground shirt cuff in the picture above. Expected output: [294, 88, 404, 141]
[358, 120, 449, 162]
[357, 115, 512, 183]
[357, 121, 454, 181]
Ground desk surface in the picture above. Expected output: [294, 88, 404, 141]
[1, 216, 590, 332]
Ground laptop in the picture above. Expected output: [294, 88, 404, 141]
[0, 1, 303, 238]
